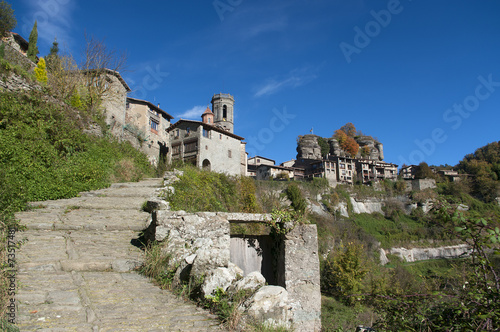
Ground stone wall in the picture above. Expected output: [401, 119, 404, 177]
[410, 178, 437, 191]
[0, 72, 40, 92]
[1, 40, 35, 72]
[281, 224, 322, 332]
[144, 206, 322, 331]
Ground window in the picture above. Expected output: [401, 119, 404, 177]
[175, 129, 180, 138]
[172, 144, 181, 155]
[223, 105, 227, 120]
[150, 119, 159, 132]
[184, 141, 198, 153]
[186, 127, 190, 135]
[228, 150, 232, 158]
[203, 129, 210, 138]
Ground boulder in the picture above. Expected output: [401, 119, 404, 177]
[240, 286, 292, 329]
[231, 271, 266, 293]
[202, 267, 237, 298]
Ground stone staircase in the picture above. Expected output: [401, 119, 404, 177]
[14, 179, 221, 331]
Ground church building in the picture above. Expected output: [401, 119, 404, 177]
[166, 93, 247, 176]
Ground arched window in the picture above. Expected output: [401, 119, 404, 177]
[223, 105, 227, 120]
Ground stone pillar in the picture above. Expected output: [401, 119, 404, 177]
[283, 224, 322, 331]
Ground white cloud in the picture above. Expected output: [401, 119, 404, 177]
[254, 67, 318, 97]
[176, 105, 206, 120]
[19, 0, 77, 54]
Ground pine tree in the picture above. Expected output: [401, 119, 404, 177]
[49, 37, 59, 56]
[27, 21, 38, 62]
[46, 37, 60, 72]
[34, 57, 48, 84]
[0, 1, 16, 38]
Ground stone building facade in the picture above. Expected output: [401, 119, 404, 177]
[166, 93, 247, 176]
[125, 97, 173, 165]
[167, 119, 246, 176]
[291, 134, 398, 186]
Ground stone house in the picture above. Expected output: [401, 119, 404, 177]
[166, 118, 246, 176]
[357, 159, 398, 184]
[248, 156, 276, 177]
[83, 69, 131, 137]
[437, 169, 461, 182]
[125, 97, 174, 165]
[400, 165, 417, 179]
[256, 164, 295, 181]
[1, 32, 36, 71]
[166, 93, 247, 176]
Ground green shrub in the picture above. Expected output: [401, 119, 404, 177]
[285, 183, 307, 214]
[0, 91, 154, 214]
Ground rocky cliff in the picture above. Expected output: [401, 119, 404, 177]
[296, 134, 384, 160]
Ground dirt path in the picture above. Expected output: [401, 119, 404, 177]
[14, 179, 221, 331]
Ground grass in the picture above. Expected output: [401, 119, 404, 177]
[321, 295, 376, 332]
[0, 89, 157, 325]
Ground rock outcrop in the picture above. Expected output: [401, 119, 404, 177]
[296, 134, 384, 160]
[296, 134, 322, 159]
[384, 244, 471, 263]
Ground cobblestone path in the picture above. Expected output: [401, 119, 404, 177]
[14, 179, 222, 331]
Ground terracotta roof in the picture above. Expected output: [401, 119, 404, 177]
[203, 106, 213, 115]
[167, 119, 244, 141]
[126, 97, 174, 120]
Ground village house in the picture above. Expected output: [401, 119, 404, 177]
[247, 156, 276, 177]
[125, 97, 173, 165]
[166, 94, 247, 176]
[357, 159, 398, 184]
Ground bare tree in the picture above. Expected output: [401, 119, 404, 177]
[47, 54, 82, 101]
[81, 33, 127, 111]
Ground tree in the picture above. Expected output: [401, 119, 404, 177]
[414, 162, 434, 179]
[339, 122, 357, 138]
[334, 129, 359, 157]
[34, 57, 48, 83]
[49, 37, 59, 56]
[47, 54, 83, 102]
[0, 1, 16, 38]
[81, 33, 127, 111]
[317, 136, 330, 158]
[27, 21, 38, 62]
[322, 242, 368, 306]
[371, 202, 500, 331]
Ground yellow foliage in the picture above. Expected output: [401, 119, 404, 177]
[34, 57, 48, 84]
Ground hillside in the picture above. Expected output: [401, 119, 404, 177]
[456, 141, 500, 202]
[159, 162, 500, 331]
[0, 86, 158, 329]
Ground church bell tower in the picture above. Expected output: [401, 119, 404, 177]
[211, 93, 234, 133]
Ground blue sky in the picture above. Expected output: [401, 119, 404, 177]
[11, 0, 500, 167]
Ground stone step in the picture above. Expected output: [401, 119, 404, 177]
[16, 271, 220, 331]
[14, 178, 221, 330]
[16, 209, 150, 231]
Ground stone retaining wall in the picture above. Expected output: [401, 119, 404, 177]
[144, 209, 322, 331]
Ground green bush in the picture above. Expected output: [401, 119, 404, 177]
[285, 183, 307, 214]
[0, 91, 154, 214]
